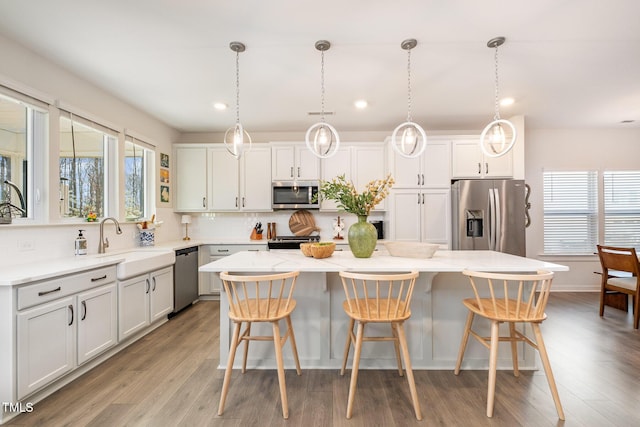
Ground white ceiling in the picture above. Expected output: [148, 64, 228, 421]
[0, 0, 639, 134]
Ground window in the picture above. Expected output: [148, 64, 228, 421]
[59, 115, 115, 219]
[124, 137, 154, 221]
[0, 91, 48, 221]
[543, 171, 598, 254]
[604, 171, 640, 250]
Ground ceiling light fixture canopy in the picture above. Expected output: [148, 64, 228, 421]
[224, 41, 251, 159]
[479, 36, 517, 158]
[391, 38, 427, 159]
[305, 40, 340, 159]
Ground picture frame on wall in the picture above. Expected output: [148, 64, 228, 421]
[159, 152, 171, 206]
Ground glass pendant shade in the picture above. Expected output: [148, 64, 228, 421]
[390, 38, 427, 159]
[479, 37, 516, 158]
[305, 40, 340, 159]
[224, 41, 251, 159]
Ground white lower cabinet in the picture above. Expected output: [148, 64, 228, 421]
[118, 266, 173, 341]
[16, 279, 117, 400]
[389, 189, 451, 247]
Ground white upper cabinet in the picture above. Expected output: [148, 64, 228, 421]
[451, 138, 513, 179]
[271, 144, 320, 181]
[389, 137, 452, 188]
[210, 146, 272, 211]
[320, 143, 388, 211]
[175, 146, 208, 211]
[388, 188, 451, 247]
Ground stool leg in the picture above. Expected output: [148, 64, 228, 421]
[391, 322, 404, 377]
[340, 318, 355, 376]
[218, 321, 241, 415]
[486, 320, 500, 417]
[285, 315, 302, 375]
[508, 322, 519, 377]
[272, 321, 289, 419]
[242, 322, 251, 373]
[346, 321, 365, 419]
[531, 323, 565, 420]
[396, 322, 422, 420]
[454, 310, 474, 375]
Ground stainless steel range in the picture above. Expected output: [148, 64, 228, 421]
[268, 235, 320, 250]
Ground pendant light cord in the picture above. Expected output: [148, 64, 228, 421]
[235, 49, 240, 125]
[406, 48, 412, 122]
[493, 44, 501, 121]
[320, 48, 326, 123]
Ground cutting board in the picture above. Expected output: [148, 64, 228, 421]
[289, 209, 320, 236]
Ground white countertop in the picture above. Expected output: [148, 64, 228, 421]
[199, 249, 568, 273]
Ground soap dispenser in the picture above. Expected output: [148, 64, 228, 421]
[75, 229, 87, 256]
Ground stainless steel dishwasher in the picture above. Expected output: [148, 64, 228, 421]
[172, 246, 199, 315]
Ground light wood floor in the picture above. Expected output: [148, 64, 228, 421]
[7, 292, 640, 426]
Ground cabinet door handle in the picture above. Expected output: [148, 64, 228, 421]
[91, 275, 107, 282]
[81, 300, 87, 320]
[290, 166, 294, 178]
[202, 197, 206, 208]
[417, 174, 420, 186]
[417, 194, 421, 204]
[146, 279, 150, 294]
[477, 163, 481, 174]
[242, 197, 245, 207]
[297, 167, 301, 178]
[68, 304, 74, 326]
[485, 163, 489, 174]
[235, 197, 238, 207]
[152, 277, 157, 292]
[38, 286, 61, 296]
[422, 193, 425, 204]
[421, 174, 425, 186]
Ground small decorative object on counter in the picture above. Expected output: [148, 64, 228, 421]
[250, 221, 263, 240]
[75, 229, 87, 255]
[318, 174, 394, 258]
[86, 212, 97, 222]
[333, 216, 344, 240]
[138, 219, 156, 246]
[181, 214, 191, 241]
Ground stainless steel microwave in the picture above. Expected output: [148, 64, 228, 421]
[272, 181, 319, 210]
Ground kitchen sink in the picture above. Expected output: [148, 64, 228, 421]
[99, 249, 176, 280]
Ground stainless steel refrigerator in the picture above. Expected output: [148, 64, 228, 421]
[452, 179, 527, 256]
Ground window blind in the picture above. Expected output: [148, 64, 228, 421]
[543, 171, 598, 254]
[604, 171, 640, 250]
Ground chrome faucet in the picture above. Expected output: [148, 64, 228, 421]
[98, 217, 123, 254]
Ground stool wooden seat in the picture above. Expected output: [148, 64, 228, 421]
[338, 270, 422, 420]
[217, 271, 301, 419]
[454, 269, 564, 420]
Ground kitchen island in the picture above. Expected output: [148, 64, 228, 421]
[199, 249, 568, 370]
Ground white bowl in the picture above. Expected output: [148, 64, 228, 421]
[384, 241, 439, 259]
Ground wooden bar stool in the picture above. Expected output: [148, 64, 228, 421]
[339, 270, 422, 420]
[454, 269, 565, 420]
[217, 271, 302, 419]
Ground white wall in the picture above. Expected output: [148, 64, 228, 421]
[525, 128, 640, 291]
[0, 35, 182, 265]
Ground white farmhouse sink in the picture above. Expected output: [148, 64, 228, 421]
[101, 250, 176, 280]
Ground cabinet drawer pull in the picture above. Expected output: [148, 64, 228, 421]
[91, 275, 107, 282]
[217, 249, 230, 253]
[68, 304, 74, 326]
[81, 300, 87, 320]
[38, 286, 61, 296]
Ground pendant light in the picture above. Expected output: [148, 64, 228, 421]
[391, 38, 427, 159]
[479, 36, 517, 158]
[305, 40, 340, 159]
[224, 41, 251, 159]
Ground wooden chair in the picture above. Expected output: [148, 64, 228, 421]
[597, 245, 640, 329]
[218, 271, 302, 419]
[454, 269, 565, 420]
[339, 270, 422, 420]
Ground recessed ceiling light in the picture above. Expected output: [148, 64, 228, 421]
[500, 97, 515, 107]
[354, 99, 368, 109]
[213, 102, 228, 110]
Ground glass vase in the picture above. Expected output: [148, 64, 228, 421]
[348, 215, 378, 258]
